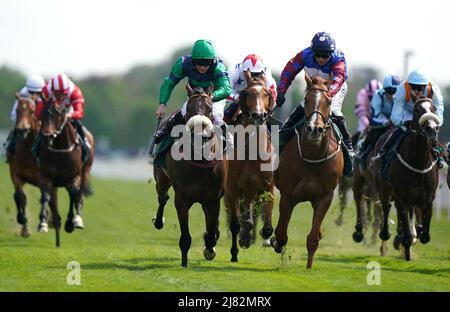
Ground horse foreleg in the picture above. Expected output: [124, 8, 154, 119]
[48, 187, 61, 247]
[175, 194, 191, 267]
[259, 186, 274, 246]
[335, 178, 348, 226]
[12, 177, 30, 237]
[306, 193, 333, 269]
[420, 203, 432, 244]
[396, 200, 412, 261]
[65, 182, 81, 233]
[153, 168, 171, 230]
[202, 201, 220, 261]
[226, 194, 240, 262]
[38, 178, 51, 233]
[352, 189, 364, 243]
[271, 195, 294, 254]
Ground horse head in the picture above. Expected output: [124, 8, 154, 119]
[185, 83, 214, 137]
[238, 70, 273, 126]
[412, 97, 440, 141]
[40, 100, 72, 145]
[303, 74, 332, 142]
[14, 93, 38, 140]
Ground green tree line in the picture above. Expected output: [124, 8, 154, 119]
[1, 48, 449, 151]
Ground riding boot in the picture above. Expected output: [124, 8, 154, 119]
[279, 105, 305, 153]
[220, 122, 234, 154]
[71, 119, 91, 161]
[154, 111, 184, 144]
[4, 129, 16, 163]
[432, 141, 447, 169]
[332, 116, 355, 159]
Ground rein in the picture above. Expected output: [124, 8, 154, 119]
[42, 108, 78, 153]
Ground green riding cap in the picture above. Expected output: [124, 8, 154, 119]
[192, 39, 216, 59]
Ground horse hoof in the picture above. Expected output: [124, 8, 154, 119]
[21, 226, 31, 238]
[352, 231, 364, 243]
[270, 237, 284, 254]
[420, 233, 430, 244]
[262, 238, 271, 247]
[65, 220, 75, 233]
[152, 217, 164, 230]
[393, 235, 401, 250]
[230, 256, 238, 262]
[259, 227, 273, 240]
[203, 247, 216, 261]
[38, 223, 48, 233]
[73, 215, 84, 229]
[379, 230, 391, 241]
[238, 238, 251, 249]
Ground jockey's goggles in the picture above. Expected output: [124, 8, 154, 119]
[29, 91, 41, 95]
[314, 52, 332, 59]
[193, 59, 213, 67]
[385, 87, 397, 95]
[410, 84, 426, 92]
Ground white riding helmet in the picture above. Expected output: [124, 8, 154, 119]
[407, 69, 429, 85]
[26, 74, 45, 92]
[242, 54, 266, 73]
[51, 73, 71, 94]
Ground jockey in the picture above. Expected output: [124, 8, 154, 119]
[4, 74, 45, 161]
[354, 79, 382, 137]
[153, 39, 231, 146]
[224, 54, 277, 122]
[378, 69, 446, 170]
[276, 32, 354, 158]
[356, 74, 401, 168]
[34, 73, 91, 157]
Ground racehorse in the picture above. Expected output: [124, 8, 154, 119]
[8, 94, 40, 237]
[271, 75, 344, 268]
[152, 84, 227, 267]
[225, 71, 275, 262]
[374, 97, 440, 260]
[36, 100, 95, 247]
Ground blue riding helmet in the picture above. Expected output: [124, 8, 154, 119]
[383, 74, 401, 89]
[407, 69, 429, 85]
[311, 32, 335, 53]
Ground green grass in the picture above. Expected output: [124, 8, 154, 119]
[1, 162, 449, 291]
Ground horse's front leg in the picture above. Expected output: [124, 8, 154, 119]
[175, 193, 191, 267]
[202, 200, 220, 262]
[306, 193, 333, 269]
[65, 178, 82, 233]
[48, 187, 61, 247]
[419, 203, 432, 244]
[396, 200, 412, 261]
[271, 195, 295, 254]
[259, 186, 274, 247]
[152, 168, 171, 230]
[225, 192, 240, 262]
[11, 174, 30, 237]
[38, 177, 51, 233]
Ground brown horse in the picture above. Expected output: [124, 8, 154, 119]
[8, 94, 40, 237]
[152, 84, 227, 267]
[37, 100, 95, 247]
[225, 71, 275, 262]
[374, 97, 440, 260]
[271, 75, 344, 268]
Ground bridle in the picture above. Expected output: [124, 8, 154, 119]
[304, 86, 332, 131]
[41, 103, 76, 153]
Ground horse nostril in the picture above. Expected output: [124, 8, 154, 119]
[306, 126, 313, 133]
[317, 127, 324, 134]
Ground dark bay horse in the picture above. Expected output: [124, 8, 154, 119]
[8, 94, 40, 237]
[271, 75, 344, 268]
[374, 97, 440, 260]
[37, 101, 95, 247]
[225, 71, 275, 262]
[153, 84, 227, 267]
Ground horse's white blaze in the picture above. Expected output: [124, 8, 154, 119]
[309, 91, 321, 128]
[254, 85, 263, 113]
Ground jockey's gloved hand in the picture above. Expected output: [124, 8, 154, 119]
[276, 93, 285, 107]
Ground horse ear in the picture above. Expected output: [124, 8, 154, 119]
[205, 83, 214, 96]
[305, 73, 312, 88]
[186, 83, 193, 96]
[244, 70, 253, 84]
[15, 92, 20, 100]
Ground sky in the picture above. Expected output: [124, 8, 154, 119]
[1, 0, 450, 85]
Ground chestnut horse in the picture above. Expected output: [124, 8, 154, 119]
[8, 94, 40, 237]
[152, 84, 227, 267]
[373, 97, 440, 260]
[225, 71, 275, 262]
[271, 75, 344, 268]
[37, 101, 95, 247]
